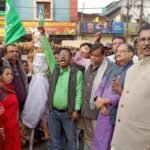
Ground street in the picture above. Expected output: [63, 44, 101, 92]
[23, 140, 84, 150]
[23, 141, 48, 150]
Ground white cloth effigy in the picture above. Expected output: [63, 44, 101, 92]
[22, 53, 49, 129]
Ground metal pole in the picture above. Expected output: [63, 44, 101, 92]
[81, 1, 85, 22]
[29, 129, 35, 150]
[126, 0, 130, 37]
[139, 0, 144, 25]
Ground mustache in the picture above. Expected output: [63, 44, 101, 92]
[143, 46, 150, 50]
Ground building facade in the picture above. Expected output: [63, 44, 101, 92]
[0, 0, 78, 42]
[12, 0, 78, 22]
[106, 0, 150, 24]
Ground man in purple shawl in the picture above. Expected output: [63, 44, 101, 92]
[93, 43, 135, 150]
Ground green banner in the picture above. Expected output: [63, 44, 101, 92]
[4, 0, 26, 44]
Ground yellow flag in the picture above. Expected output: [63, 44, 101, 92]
[93, 16, 99, 22]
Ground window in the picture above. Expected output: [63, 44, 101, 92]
[37, 2, 50, 19]
[34, 0, 53, 21]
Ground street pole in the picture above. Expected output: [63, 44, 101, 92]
[81, 1, 85, 40]
[125, 0, 139, 37]
[81, 1, 85, 22]
[139, 0, 144, 25]
[126, 0, 130, 37]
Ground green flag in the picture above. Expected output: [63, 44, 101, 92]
[4, 0, 26, 45]
[42, 36, 56, 73]
[39, 8, 45, 26]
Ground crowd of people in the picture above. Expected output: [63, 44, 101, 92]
[0, 23, 150, 150]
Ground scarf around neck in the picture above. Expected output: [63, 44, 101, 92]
[88, 58, 109, 110]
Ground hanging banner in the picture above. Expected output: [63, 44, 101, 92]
[80, 22, 112, 34]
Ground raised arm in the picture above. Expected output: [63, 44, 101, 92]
[74, 51, 91, 68]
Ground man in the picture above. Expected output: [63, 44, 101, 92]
[22, 60, 29, 75]
[93, 43, 134, 150]
[108, 35, 138, 63]
[104, 42, 113, 56]
[72, 42, 92, 74]
[74, 43, 113, 150]
[48, 48, 83, 150]
[79, 42, 92, 59]
[107, 36, 126, 63]
[111, 24, 150, 150]
[1, 44, 28, 112]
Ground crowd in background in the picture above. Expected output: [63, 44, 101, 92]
[0, 23, 150, 150]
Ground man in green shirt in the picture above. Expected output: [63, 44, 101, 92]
[48, 48, 83, 150]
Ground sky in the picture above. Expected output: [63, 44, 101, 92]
[78, 0, 119, 14]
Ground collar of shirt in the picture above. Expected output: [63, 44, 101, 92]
[59, 66, 70, 74]
[90, 64, 100, 71]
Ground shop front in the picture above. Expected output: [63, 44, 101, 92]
[0, 20, 77, 43]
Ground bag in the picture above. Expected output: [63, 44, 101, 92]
[109, 106, 118, 125]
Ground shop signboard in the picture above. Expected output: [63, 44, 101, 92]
[23, 21, 77, 35]
[0, 21, 77, 37]
[112, 22, 124, 34]
[80, 22, 112, 34]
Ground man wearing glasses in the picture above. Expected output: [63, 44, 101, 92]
[111, 24, 150, 150]
[108, 35, 138, 63]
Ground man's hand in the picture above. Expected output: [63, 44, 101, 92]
[95, 97, 111, 109]
[71, 111, 80, 121]
[111, 76, 123, 95]
[95, 96, 104, 109]
[100, 105, 109, 116]
[94, 32, 102, 43]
